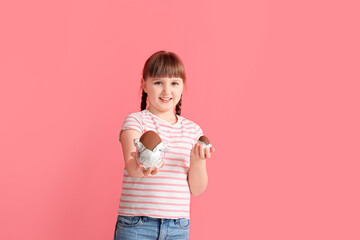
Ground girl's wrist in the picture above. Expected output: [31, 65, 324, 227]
[190, 158, 207, 168]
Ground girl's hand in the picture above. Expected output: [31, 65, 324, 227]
[139, 161, 165, 176]
[191, 143, 215, 162]
[129, 151, 165, 177]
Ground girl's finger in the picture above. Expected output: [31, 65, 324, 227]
[151, 168, 159, 175]
[199, 144, 205, 159]
[143, 167, 152, 176]
[210, 146, 215, 153]
[205, 147, 211, 159]
[194, 144, 199, 156]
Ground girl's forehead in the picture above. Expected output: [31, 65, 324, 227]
[150, 77, 183, 81]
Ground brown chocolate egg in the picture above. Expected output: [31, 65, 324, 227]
[198, 135, 211, 145]
[140, 130, 162, 151]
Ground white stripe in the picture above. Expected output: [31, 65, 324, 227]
[122, 183, 190, 192]
[123, 176, 188, 185]
[120, 201, 189, 211]
[121, 190, 190, 200]
[121, 196, 190, 204]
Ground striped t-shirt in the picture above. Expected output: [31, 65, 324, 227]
[118, 109, 203, 219]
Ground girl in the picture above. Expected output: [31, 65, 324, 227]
[114, 50, 215, 240]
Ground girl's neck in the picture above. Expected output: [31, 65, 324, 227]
[146, 107, 177, 124]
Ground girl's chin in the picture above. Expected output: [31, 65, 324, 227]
[155, 105, 175, 112]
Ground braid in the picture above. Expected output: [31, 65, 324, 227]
[141, 90, 147, 111]
[175, 95, 182, 115]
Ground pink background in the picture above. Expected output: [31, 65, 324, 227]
[1, 0, 359, 239]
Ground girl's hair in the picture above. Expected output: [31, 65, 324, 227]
[141, 50, 186, 115]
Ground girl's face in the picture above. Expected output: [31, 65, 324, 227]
[142, 77, 184, 114]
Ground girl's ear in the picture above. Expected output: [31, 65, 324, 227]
[141, 78, 147, 93]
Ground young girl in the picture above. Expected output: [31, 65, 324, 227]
[114, 50, 215, 240]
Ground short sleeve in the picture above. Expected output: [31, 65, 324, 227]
[119, 113, 144, 142]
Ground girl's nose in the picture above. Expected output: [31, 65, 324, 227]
[162, 84, 171, 94]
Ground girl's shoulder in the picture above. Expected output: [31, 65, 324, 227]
[123, 109, 161, 125]
[121, 110, 153, 134]
[180, 116, 203, 140]
[123, 110, 147, 120]
[178, 115, 203, 131]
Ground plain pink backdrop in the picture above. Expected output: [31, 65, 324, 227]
[1, 0, 359, 239]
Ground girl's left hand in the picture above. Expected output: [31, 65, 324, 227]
[191, 143, 215, 161]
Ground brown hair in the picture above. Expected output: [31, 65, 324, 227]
[140, 51, 186, 115]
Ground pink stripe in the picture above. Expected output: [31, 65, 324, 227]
[119, 206, 189, 213]
[164, 157, 190, 163]
[167, 141, 193, 145]
[122, 127, 142, 133]
[157, 123, 181, 129]
[161, 170, 187, 175]
[120, 199, 188, 206]
[160, 130, 198, 135]
[154, 127, 197, 135]
[126, 116, 140, 121]
[123, 181, 188, 187]
[144, 120, 156, 125]
[168, 145, 190, 150]
[124, 125, 141, 131]
[166, 151, 190, 157]
[121, 193, 190, 200]
[118, 211, 188, 219]
[123, 188, 189, 193]
[126, 120, 140, 124]
[164, 164, 189, 169]
[125, 124, 140, 128]
[124, 174, 186, 180]
[160, 134, 194, 140]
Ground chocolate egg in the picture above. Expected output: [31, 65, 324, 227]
[198, 136, 210, 145]
[134, 130, 167, 170]
[140, 130, 162, 151]
[198, 135, 212, 149]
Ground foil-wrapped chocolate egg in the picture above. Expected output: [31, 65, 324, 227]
[198, 135, 212, 149]
[140, 130, 162, 151]
[133, 131, 168, 170]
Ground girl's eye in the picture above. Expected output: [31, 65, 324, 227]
[154, 81, 179, 85]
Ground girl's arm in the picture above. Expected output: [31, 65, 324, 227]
[120, 130, 161, 177]
[187, 143, 215, 196]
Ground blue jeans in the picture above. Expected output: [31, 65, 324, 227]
[113, 215, 190, 240]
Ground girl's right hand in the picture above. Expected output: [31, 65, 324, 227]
[139, 161, 165, 176]
[130, 151, 165, 176]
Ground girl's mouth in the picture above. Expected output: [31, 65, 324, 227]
[159, 97, 172, 103]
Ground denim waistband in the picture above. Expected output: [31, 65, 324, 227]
[133, 216, 187, 224]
